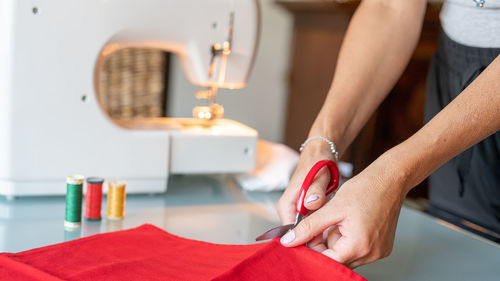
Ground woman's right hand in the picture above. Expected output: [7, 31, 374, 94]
[277, 140, 337, 225]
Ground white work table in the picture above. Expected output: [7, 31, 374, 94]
[1, 175, 499, 280]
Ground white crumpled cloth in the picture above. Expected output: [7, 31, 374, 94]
[235, 139, 353, 192]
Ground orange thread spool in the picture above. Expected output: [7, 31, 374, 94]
[107, 181, 126, 219]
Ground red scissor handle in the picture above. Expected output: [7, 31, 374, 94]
[296, 160, 340, 216]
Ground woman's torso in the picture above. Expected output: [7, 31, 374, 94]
[441, 0, 500, 48]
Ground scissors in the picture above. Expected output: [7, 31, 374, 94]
[256, 159, 340, 241]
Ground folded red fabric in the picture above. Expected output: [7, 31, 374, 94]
[0, 224, 366, 281]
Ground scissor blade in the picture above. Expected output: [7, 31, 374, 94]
[255, 224, 294, 241]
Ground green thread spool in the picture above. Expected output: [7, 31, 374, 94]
[65, 175, 84, 228]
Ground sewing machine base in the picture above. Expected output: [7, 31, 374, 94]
[0, 118, 257, 197]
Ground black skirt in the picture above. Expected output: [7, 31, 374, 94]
[425, 30, 500, 240]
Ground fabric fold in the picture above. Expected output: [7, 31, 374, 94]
[0, 255, 64, 281]
[213, 239, 365, 281]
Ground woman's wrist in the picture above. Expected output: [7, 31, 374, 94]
[299, 138, 337, 161]
[372, 141, 426, 197]
[308, 115, 349, 157]
[300, 136, 339, 161]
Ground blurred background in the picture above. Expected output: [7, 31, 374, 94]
[98, 0, 444, 202]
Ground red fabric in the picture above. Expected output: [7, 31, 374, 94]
[0, 224, 366, 281]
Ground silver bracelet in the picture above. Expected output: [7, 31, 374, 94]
[473, 0, 485, 7]
[299, 136, 339, 162]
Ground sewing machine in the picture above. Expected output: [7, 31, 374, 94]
[0, 0, 260, 197]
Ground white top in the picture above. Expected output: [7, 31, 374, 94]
[440, 0, 500, 48]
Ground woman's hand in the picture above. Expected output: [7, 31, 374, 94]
[278, 140, 336, 225]
[280, 152, 409, 268]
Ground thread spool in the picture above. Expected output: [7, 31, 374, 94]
[65, 175, 84, 228]
[85, 177, 104, 220]
[107, 181, 126, 219]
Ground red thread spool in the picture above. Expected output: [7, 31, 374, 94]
[85, 177, 104, 220]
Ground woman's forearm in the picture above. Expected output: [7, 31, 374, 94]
[310, 0, 426, 154]
[386, 55, 500, 194]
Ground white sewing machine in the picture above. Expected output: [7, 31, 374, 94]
[0, 0, 260, 197]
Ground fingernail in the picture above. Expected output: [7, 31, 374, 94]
[305, 194, 319, 204]
[280, 230, 296, 245]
